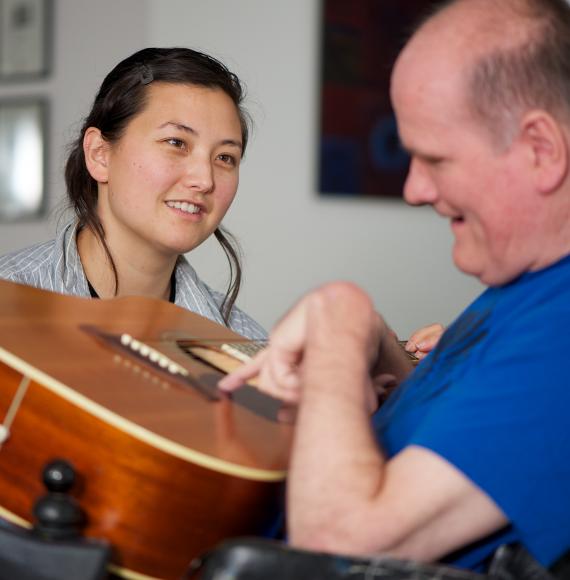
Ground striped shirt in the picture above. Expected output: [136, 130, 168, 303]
[0, 220, 267, 340]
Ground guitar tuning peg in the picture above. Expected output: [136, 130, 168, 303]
[33, 459, 86, 541]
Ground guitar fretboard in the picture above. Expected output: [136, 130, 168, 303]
[179, 338, 418, 376]
[218, 340, 269, 362]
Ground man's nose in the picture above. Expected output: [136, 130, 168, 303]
[403, 158, 437, 206]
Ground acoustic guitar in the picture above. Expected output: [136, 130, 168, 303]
[0, 279, 292, 580]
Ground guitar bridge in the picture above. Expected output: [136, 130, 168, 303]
[80, 325, 220, 401]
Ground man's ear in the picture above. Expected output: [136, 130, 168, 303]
[519, 110, 569, 194]
[83, 127, 110, 183]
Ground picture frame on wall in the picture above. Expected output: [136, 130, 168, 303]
[318, 0, 436, 198]
[0, 98, 47, 220]
[0, 0, 51, 80]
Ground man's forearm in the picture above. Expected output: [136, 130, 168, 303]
[286, 285, 388, 550]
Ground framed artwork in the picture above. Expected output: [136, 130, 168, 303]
[0, 98, 47, 220]
[318, 0, 435, 198]
[0, 0, 52, 80]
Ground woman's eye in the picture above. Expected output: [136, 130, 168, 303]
[165, 138, 186, 149]
[217, 154, 237, 166]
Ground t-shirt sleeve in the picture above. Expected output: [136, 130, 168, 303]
[409, 310, 570, 566]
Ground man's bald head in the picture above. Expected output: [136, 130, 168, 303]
[395, 0, 570, 147]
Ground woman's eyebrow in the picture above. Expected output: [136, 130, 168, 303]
[159, 121, 197, 134]
[159, 121, 242, 151]
[220, 139, 243, 151]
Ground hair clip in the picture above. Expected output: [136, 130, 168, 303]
[139, 63, 154, 85]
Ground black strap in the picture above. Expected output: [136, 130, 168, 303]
[169, 272, 176, 303]
[87, 279, 99, 299]
[86, 274, 176, 303]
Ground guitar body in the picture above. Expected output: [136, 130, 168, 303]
[0, 280, 292, 579]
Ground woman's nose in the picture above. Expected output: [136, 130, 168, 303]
[182, 157, 214, 194]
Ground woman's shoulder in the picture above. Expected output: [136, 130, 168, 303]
[174, 257, 267, 339]
[0, 239, 56, 280]
[226, 305, 268, 340]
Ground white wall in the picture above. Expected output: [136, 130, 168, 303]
[0, 0, 483, 338]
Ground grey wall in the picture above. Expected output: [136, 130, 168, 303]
[0, 0, 483, 338]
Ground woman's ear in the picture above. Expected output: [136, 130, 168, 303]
[519, 110, 569, 194]
[83, 127, 110, 183]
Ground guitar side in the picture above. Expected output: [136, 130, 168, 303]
[0, 280, 291, 579]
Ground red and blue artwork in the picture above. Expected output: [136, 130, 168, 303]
[319, 0, 434, 198]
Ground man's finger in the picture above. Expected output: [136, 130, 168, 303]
[218, 352, 266, 391]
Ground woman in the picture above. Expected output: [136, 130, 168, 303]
[404, 322, 445, 359]
[0, 47, 265, 339]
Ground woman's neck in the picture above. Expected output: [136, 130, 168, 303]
[76, 226, 178, 301]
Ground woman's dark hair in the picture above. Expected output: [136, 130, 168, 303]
[65, 47, 251, 323]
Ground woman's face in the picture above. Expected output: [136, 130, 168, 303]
[94, 82, 243, 259]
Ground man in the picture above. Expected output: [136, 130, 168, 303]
[219, 0, 570, 573]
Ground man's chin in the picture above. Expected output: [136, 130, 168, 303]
[454, 257, 517, 287]
[452, 251, 485, 282]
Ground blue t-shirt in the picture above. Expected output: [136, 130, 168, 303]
[373, 254, 570, 571]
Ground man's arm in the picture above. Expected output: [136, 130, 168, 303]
[286, 282, 507, 561]
[221, 282, 508, 561]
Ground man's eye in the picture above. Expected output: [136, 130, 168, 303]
[424, 155, 445, 166]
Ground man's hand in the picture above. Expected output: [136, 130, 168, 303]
[219, 283, 415, 415]
[219, 283, 390, 413]
[218, 291, 310, 405]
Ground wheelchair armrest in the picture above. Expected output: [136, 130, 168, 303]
[188, 537, 487, 580]
[0, 518, 110, 580]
